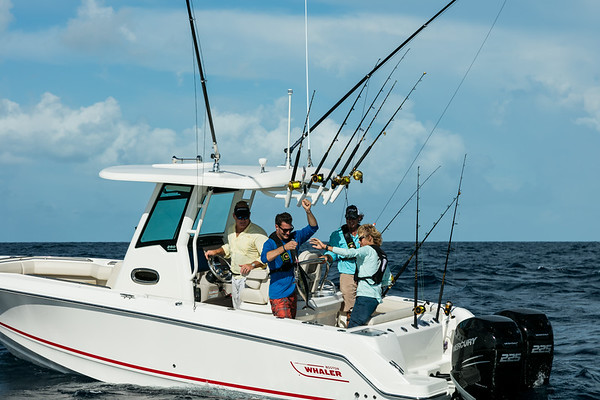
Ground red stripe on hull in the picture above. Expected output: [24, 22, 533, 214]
[0, 321, 334, 400]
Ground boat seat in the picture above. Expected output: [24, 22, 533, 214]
[7, 258, 117, 286]
[240, 267, 270, 305]
[367, 307, 415, 325]
[367, 299, 417, 325]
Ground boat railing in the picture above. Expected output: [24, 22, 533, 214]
[188, 189, 214, 281]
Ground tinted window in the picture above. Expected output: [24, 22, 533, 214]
[138, 184, 193, 250]
[196, 191, 235, 235]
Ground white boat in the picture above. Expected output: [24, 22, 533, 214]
[0, 161, 463, 400]
[0, 165, 556, 400]
[0, 2, 553, 399]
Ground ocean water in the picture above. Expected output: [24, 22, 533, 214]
[0, 241, 598, 400]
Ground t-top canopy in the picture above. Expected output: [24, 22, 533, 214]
[100, 162, 329, 191]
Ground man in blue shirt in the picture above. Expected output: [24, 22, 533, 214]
[261, 198, 318, 319]
[324, 205, 363, 325]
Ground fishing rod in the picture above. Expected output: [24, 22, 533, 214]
[306, 81, 369, 191]
[290, 248, 315, 310]
[435, 154, 466, 322]
[185, 0, 220, 170]
[286, 0, 457, 154]
[333, 80, 398, 186]
[309, 49, 410, 188]
[413, 168, 420, 328]
[374, 0, 504, 226]
[289, 90, 316, 188]
[382, 193, 459, 297]
[322, 55, 402, 189]
[381, 165, 440, 234]
[347, 72, 427, 185]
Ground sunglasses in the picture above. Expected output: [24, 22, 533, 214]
[235, 215, 249, 220]
[358, 236, 366, 241]
[278, 225, 294, 233]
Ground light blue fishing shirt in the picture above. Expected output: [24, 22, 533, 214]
[325, 227, 360, 275]
[331, 246, 392, 303]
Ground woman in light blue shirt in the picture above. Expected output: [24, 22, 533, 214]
[311, 224, 391, 328]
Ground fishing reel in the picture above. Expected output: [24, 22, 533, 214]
[288, 180, 302, 191]
[331, 175, 350, 188]
[311, 173, 323, 183]
[413, 305, 426, 316]
[444, 301, 453, 316]
[351, 170, 363, 183]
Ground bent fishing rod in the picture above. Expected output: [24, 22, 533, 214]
[186, 0, 220, 168]
[320, 56, 402, 189]
[381, 165, 441, 234]
[435, 154, 466, 322]
[382, 193, 459, 297]
[347, 72, 427, 184]
[286, 0, 457, 155]
[334, 80, 398, 185]
[306, 80, 369, 191]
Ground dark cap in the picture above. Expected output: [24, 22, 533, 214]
[345, 205, 361, 220]
[234, 203, 250, 219]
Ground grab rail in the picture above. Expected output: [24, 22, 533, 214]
[188, 189, 213, 281]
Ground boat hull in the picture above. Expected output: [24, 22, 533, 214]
[0, 274, 454, 400]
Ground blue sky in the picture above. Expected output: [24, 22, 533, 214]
[0, 0, 598, 242]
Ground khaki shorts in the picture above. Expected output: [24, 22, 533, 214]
[339, 273, 357, 312]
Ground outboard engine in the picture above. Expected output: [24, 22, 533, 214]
[497, 308, 553, 387]
[451, 315, 524, 400]
[451, 309, 553, 400]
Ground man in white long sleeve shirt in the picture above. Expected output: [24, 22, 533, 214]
[205, 201, 268, 309]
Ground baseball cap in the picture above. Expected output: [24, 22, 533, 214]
[345, 205, 361, 220]
[234, 203, 250, 219]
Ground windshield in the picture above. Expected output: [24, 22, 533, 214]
[137, 184, 193, 251]
[195, 190, 235, 236]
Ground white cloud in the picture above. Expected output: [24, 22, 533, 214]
[576, 86, 600, 132]
[460, 20, 598, 128]
[0, 0, 12, 32]
[0, 93, 179, 166]
[1, 1, 596, 106]
[0, 2, 595, 177]
[62, 0, 137, 51]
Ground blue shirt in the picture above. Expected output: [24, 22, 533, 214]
[261, 224, 318, 299]
[324, 226, 360, 275]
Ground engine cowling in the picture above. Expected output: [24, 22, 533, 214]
[451, 308, 553, 400]
[497, 308, 553, 387]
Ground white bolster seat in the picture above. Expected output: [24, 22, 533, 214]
[240, 267, 270, 305]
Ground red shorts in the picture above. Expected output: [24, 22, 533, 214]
[269, 292, 298, 319]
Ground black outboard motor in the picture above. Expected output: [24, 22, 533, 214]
[451, 315, 524, 400]
[451, 309, 553, 400]
[497, 308, 554, 387]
